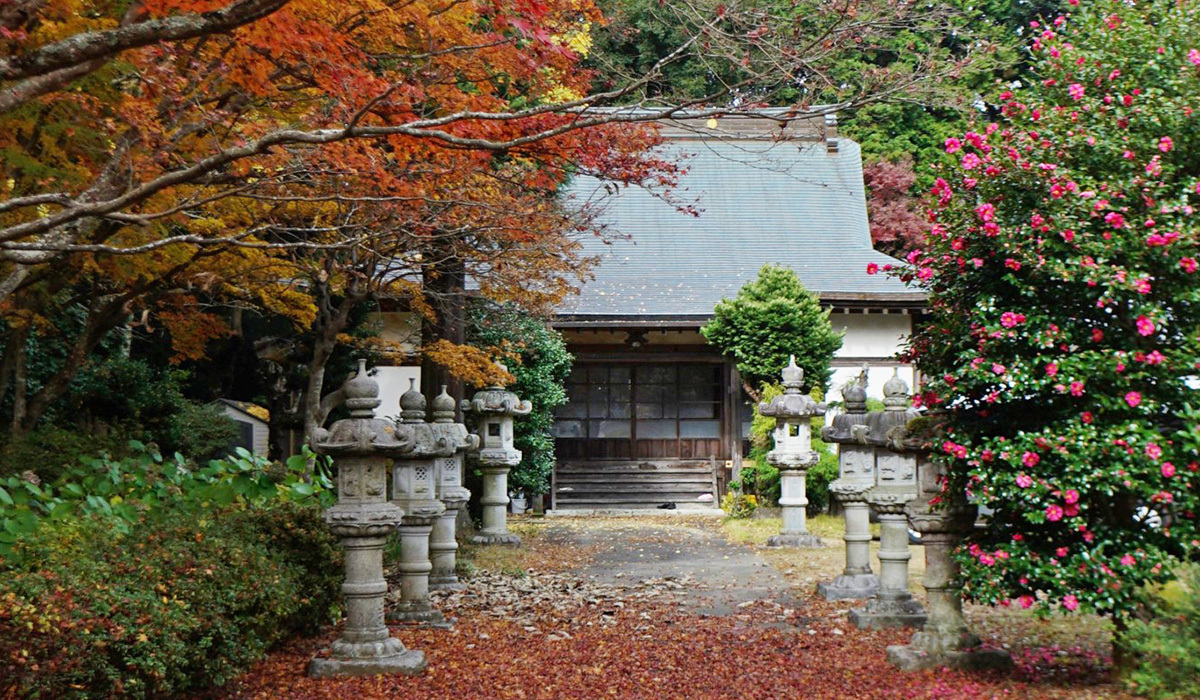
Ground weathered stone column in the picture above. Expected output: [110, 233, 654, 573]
[429, 386, 474, 591]
[308, 361, 425, 678]
[849, 371, 926, 629]
[818, 367, 880, 600]
[462, 367, 531, 546]
[759, 356, 826, 548]
[388, 381, 451, 627]
[887, 433, 1012, 671]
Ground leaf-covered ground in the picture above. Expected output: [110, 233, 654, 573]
[210, 515, 1135, 700]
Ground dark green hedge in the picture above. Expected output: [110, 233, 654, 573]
[0, 500, 341, 699]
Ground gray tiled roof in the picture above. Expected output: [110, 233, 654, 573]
[557, 137, 918, 319]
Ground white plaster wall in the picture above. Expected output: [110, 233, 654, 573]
[253, 421, 270, 457]
[830, 312, 912, 359]
[373, 366, 422, 421]
[827, 365, 916, 404]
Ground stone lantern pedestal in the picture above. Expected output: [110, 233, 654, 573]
[818, 368, 879, 600]
[308, 361, 425, 678]
[388, 381, 453, 627]
[462, 368, 531, 546]
[887, 445, 1012, 671]
[429, 387, 474, 592]
[849, 371, 926, 630]
[759, 356, 825, 548]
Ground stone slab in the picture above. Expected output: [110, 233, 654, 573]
[849, 607, 927, 630]
[886, 644, 1013, 671]
[308, 650, 426, 678]
[817, 573, 880, 601]
[470, 533, 522, 545]
[766, 533, 824, 548]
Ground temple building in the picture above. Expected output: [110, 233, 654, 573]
[548, 109, 925, 511]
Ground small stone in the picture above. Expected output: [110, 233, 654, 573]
[831, 628, 844, 636]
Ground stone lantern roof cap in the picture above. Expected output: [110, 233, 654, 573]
[461, 364, 533, 417]
[758, 356, 825, 420]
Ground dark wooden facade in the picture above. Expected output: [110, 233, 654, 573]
[553, 341, 744, 471]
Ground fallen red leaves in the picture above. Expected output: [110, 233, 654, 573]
[209, 595, 1134, 700]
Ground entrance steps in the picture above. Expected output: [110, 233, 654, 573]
[552, 460, 719, 511]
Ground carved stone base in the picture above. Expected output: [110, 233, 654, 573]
[386, 604, 450, 626]
[817, 573, 880, 601]
[849, 597, 927, 629]
[766, 533, 824, 548]
[471, 532, 522, 546]
[308, 639, 426, 678]
[886, 642, 1013, 671]
[428, 577, 466, 592]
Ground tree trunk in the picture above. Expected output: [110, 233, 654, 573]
[9, 328, 27, 435]
[421, 253, 466, 408]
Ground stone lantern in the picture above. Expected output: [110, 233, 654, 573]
[886, 422, 1012, 671]
[758, 356, 826, 548]
[388, 380, 452, 626]
[817, 366, 880, 600]
[307, 360, 425, 678]
[849, 370, 926, 630]
[461, 366, 531, 546]
[429, 386, 475, 591]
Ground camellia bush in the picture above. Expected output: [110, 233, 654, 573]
[891, 0, 1200, 633]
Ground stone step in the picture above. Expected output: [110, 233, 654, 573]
[555, 482, 712, 494]
[557, 461, 712, 472]
[556, 467, 712, 477]
[556, 474, 713, 485]
[554, 495, 717, 507]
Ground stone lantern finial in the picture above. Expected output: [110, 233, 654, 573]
[882, 368, 910, 410]
[842, 365, 869, 414]
[780, 355, 804, 392]
[400, 378, 426, 423]
[343, 359, 381, 417]
[431, 385, 456, 423]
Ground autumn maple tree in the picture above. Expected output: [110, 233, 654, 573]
[0, 0, 987, 438]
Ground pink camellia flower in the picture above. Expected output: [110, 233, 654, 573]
[1146, 443, 1163, 460]
[1125, 391, 1143, 407]
[1162, 462, 1177, 477]
[1063, 595, 1080, 611]
[1092, 328, 1104, 342]
[1181, 257, 1198, 273]
[992, 363, 1006, 376]
[1019, 595, 1035, 609]
[1120, 554, 1136, 566]
[1046, 504, 1064, 521]
[1064, 489, 1080, 505]
[1068, 83, 1085, 100]
[1069, 381, 1084, 397]
[979, 553, 996, 566]
[866, 262, 879, 275]
[1189, 48, 1200, 66]
[1000, 311, 1026, 328]
[1064, 503, 1080, 517]
[1056, 547, 1069, 557]
[1136, 315, 1155, 336]
[1105, 212, 1126, 228]
[962, 153, 983, 170]
[1135, 278, 1151, 294]
[1081, 411, 1094, 424]
[1016, 474, 1034, 488]
[1045, 362, 1059, 376]
[1145, 350, 1166, 365]
[1159, 136, 1174, 153]
[945, 137, 963, 153]
[1021, 451, 1040, 467]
